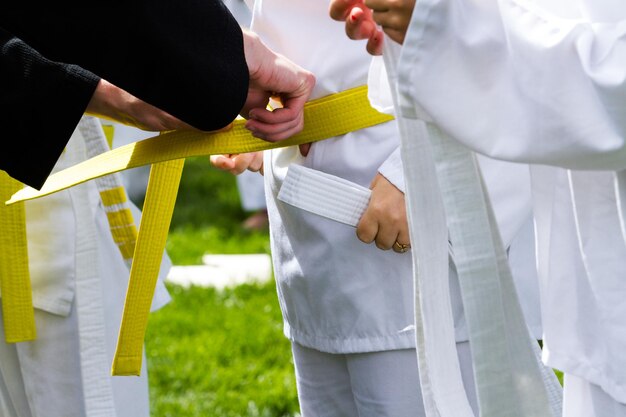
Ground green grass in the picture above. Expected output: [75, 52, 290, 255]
[146, 157, 299, 416]
[166, 157, 271, 265]
[145, 282, 299, 417]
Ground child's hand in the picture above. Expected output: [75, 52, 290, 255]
[364, 0, 416, 46]
[329, 0, 384, 55]
[209, 152, 264, 176]
[356, 173, 410, 253]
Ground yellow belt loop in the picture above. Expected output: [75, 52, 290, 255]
[0, 172, 36, 342]
[6, 85, 395, 374]
[112, 158, 184, 375]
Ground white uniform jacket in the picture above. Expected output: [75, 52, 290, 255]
[396, 0, 626, 403]
[250, 0, 541, 353]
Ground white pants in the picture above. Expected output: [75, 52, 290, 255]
[291, 341, 477, 417]
[236, 170, 267, 212]
[563, 374, 626, 417]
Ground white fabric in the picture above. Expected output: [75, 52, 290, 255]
[254, 0, 416, 354]
[236, 170, 266, 212]
[291, 341, 477, 417]
[383, 41, 560, 417]
[222, 0, 252, 27]
[252, 0, 541, 356]
[0, 120, 171, 417]
[278, 164, 371, 227]
[378, 148, 406, 193]
[563, 373, 626, 417]
[396, 0, 626, 405]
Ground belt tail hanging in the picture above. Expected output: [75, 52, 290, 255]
[385, 37, 562, 416]
[430, 124, 562, 417]
[111, 158, 184, 376]
[0, 173, 36, 342]
[383, 41, 474, 417]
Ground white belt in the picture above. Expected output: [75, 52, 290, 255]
[384, 39, 563, 417]
[278, 164, 371, 227]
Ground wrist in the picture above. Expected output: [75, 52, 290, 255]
[85, 79, 136, 125]
[242, 29, 271, 80]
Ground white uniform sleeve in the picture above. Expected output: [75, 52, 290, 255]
[397, 0, 626, 170]
[378, 147, 406, 193]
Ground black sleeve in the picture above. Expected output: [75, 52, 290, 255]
[1, 0, 249, 189]
[3, 1, 249, 131]
[0, 27, 100, 189]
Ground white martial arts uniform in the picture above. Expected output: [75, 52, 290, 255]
[248, 1, 542, 416]
[0, 118, 171, 417]
[395, 0, 626, 415]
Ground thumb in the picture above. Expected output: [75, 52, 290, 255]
[299, 143, 311, 157]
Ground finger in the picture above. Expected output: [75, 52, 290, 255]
[299, 143, 311, 157]
[395, 230, 411, 248]
[229, 154, 253, 175]
[345, 7, 370, 40]
[232, 153, 263, 173]
[245, 112, 304, 142]
[250, 155, 264, 172]
[392, 228, 411, 253]
[248, 105, 301, 125]
[366, 31, 384, 55]
[209, 155, 235, 171]
[245, 117, 304, 142]
[329, 0, 364, 21]
[364, 0, 389, 12]
[373, 223, 397, 250]
[356, 213, 379, 244]
[345, 7, 382, 41]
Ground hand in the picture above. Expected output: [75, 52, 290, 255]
[241, 30, 316, 142]
[209, 152, 264, 176]
[364, 0, 415, 45]
[86, 79, 199, 131]
[356, 173, 410, 253]
[329, 0, 384, 55]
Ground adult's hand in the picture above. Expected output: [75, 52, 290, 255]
[86, 79, 199, 132]
[241, 30, 316, 142]
[356, 173, 410, 253]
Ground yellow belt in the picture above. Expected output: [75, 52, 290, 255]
[0, 173, 36, 342]
[7, 85, 395, 375]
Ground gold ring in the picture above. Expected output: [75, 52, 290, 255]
[393, 241, 411, 253]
